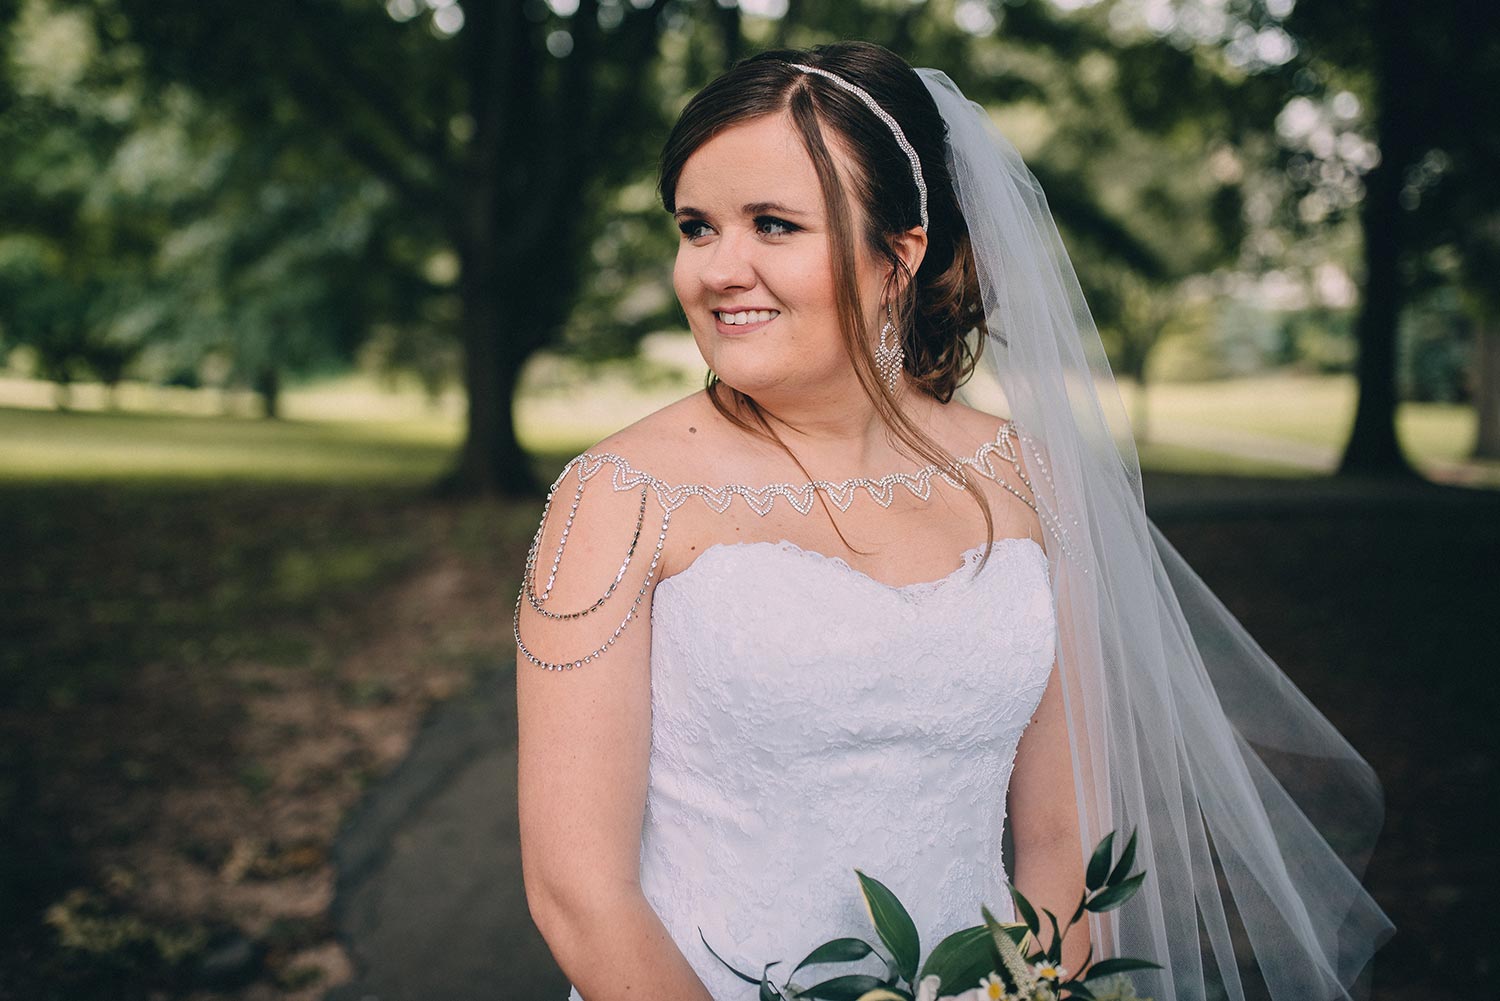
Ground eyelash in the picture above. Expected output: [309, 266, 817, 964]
[677, 216, 799, 241]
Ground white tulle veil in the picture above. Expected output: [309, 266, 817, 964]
[914, 67, 1395, 1001]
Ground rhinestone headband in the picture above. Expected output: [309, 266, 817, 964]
[789, 62, 929, 231]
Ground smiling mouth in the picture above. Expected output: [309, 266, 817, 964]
[714, 309, 780, 327]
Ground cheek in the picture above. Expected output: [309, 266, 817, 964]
[671, 250, 693, 306]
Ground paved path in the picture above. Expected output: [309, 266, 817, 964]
[323, 469, 1498, 1001]
[324, 672, 567, 1001]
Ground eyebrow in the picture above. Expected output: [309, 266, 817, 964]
[673, 201, 813, 219]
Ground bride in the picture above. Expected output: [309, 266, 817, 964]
[515, 41, 1393, 1001]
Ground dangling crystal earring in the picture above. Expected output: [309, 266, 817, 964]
[874, 301, 905, 393]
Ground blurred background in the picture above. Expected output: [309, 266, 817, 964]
[0, 1, 1495, 999]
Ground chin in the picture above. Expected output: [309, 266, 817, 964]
[707, 366, 778, 398]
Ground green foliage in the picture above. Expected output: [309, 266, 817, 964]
[0, 0, 399, 415]
[2, 0, 1354, 493]
[855, 869, 921, 984]
[917, 925, 994, 995]
[705, 830, 1156, 1000]
[1399, 285, 1473, 404]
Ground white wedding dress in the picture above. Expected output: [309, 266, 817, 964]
[559, 506, 1058, 999]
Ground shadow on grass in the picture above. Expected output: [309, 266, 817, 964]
[3, 454, 1494, 999]
[1146, 473, 1500, 997]
[0, 474, 547, 1000]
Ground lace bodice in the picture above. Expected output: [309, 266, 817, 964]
[517, 420, 1064, 1000]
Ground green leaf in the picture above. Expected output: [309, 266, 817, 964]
[700, 927, 761, 984]
[1065, 980, 1098, 1000]
[1010, 885, 1041, 937]
[792, 938, 876, 977]
[760, 962, 786, 1001]
[917, 925, 994, 991]
[1085, 872, 1147, 913]
[851, 991, 911, 1001]
[1043, 908, 1063, 965]
[794, 974, 889, 1000]
[1085, 831, 1116, 892]
[855, 870, 921, 984]
[1084, 957, 1164, 979]
[1069, 892, 1087, 928]
[1106, 830, 1139, 887]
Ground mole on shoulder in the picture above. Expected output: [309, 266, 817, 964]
[688, 426, 697, 433]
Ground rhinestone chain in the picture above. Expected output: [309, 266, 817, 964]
[513, 500, 672, 672]
[513, 419, 1092, 672]
[525, 480, 648, 619]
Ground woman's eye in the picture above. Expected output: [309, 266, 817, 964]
[677, 217, 797, 240]
[757, 216, 797, 237]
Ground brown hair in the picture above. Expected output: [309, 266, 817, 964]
[658, 41, 995, 557]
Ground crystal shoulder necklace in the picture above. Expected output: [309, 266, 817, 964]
[513, 418, 1084, 671]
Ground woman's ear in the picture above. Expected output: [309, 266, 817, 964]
[888, 225, 929, 297]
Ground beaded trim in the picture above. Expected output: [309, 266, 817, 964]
[555, 420, 1047, 518]
[514, 419, 1086, 671]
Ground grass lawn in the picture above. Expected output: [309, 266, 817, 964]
[3, 362, 1492, 482]
[0, 366, 1494, 998]
[1121, 370, 1488, 472]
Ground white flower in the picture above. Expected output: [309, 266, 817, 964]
[1032, 960, 1066, 981]
[915, 975, 943, 1001]
[977, 972, 1010, 1000]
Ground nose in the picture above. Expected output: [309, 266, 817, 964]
[698, 229, 757, 293]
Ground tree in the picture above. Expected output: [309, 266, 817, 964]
[1283, 0, 1500, 476]
[97, 0, 675, 494]
[0, 0, 388, 418]
[12, 0, 1295, 493]
[0, 0, 158, 406]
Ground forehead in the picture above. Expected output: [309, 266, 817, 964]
[675, 110, 854, 212]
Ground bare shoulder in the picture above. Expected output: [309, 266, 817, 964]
[929, 399, 1015, 455]
[929, 400, 1047, 535]
[582, 389, 755, 485]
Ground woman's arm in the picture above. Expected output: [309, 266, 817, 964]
[516, 468, 713, 1000]
[1000, 423, 1091, 980]
[1007, 659, 1091, 979]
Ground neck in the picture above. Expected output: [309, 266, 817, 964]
[732, 374, 934, 473]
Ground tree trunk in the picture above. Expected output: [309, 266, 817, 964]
[437, 0, 665, 497]
[1337, 0, 1420, 479]
[434, 0, 538, 498]
[441, 243, 538, 497]
[255, 366, 280, 419]
[1474, 319, 1500, 459]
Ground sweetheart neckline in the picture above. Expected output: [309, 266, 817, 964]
[656, 534, 1047, 597]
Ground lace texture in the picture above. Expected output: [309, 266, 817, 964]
[563, 535, 1057, 1000]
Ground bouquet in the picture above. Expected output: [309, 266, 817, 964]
[701, 830, 1158, 1001]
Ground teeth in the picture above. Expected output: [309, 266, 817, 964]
[716, 309, 778, 325]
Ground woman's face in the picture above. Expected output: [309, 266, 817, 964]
[671, 110, 888, 399]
